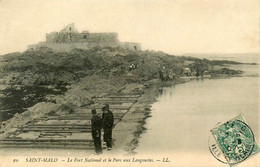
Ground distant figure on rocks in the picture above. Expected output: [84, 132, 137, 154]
[91, 109, 103, 155]
[102, 104, 114, 151]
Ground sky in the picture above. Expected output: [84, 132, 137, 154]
[0, 0, 259, 55]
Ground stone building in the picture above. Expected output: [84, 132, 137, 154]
[28, 23, 141, 52]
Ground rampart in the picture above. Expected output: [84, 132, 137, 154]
[28, 23, 141, 52]
[28, 42, 119, 52]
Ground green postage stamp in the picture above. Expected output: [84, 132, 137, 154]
[210, 115, 260, 167]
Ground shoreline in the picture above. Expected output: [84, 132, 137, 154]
[0, 73, 254, 141]
[113, 72, 259, 155]
[0, 47, 257, 154]
[107, 77, 212, 155]
[0, 73, 257, 156]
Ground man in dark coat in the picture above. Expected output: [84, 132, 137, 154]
[91, 109, 103, 154]
[102, 104, 114, 150]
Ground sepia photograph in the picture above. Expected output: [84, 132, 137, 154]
[0, 0, 259, 166]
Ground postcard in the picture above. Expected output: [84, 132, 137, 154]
[0, 0, 259, 166]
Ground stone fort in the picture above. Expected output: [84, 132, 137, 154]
[28, 23, 141, 52]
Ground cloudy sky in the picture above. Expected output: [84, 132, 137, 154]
[0, 0, 259, 55]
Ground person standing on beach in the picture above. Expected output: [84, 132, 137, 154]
[91, 109, 103, 154]
[102, 104, 114, 151]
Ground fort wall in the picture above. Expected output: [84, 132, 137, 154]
[46, 32, 118, 44]
[88, 33, 119, 44]
[28, 42, 121, 52]
[28, 23, 141, 52]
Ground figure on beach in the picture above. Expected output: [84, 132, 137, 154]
[91, 109, 103, 155]
[102, 104, 114, 151]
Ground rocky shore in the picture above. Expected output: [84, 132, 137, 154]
[0, 46, 248, 152]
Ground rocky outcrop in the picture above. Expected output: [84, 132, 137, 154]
[0, 47, 244, 127]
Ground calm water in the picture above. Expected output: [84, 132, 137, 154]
[135, 65, 259, 166]
[186, 53, 259, 64]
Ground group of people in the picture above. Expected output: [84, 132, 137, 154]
[91, 104, 114, 155]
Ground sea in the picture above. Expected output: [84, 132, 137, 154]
[135, 54, 259, 166]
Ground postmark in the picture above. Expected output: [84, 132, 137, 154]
[208, 131, 228, 164]
[210, 115, 260, 167]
